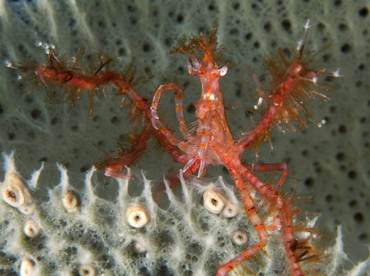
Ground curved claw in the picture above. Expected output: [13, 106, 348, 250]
[150, 106, 159, 129]
[197, 159, 206, 178]
[183, 157, 206, 178]
[183, 158, 196, 174]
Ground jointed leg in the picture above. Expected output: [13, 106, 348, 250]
[111, 79, 184, 164]
[280, 196, 307, 276]
[95, 123, 152, 179]
[217, 174, 269, 276]
[151, 85, 216, 178]
[238, 164, 304, 275]
[245, 162, 289, 190]
[243, 162, 290, 230]
[183, 113, 213, 178]
[151, 83, 191, 139]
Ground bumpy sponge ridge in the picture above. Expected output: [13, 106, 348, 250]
[1, 152, 369, 276]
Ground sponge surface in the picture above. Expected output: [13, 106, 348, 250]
[0, 0, 369, 266]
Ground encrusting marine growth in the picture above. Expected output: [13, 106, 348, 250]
[2, 20, 351, 275]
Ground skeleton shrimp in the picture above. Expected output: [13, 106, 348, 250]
[150, 22, 336, 275]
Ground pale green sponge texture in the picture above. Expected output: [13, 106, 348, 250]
[1, 152, 370, 275]
[0, 0, 369, 272]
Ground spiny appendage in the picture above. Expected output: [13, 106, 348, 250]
[8, 43, 179, 177]
[94, 124, 152, 179]
[217, 155, 325, 275]
[280, 195, 326, 275]
[237, 19, 339, 152]
[11, 42, 139, 119]
[171, 27, 228, 78]
[171, 27, 224, 65]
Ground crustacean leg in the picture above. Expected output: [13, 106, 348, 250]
[216, 172, 270, 276]
[150, 82, 214, 177]
[151, 83, 190, 139]
[245, 162, 289, 190]
[227, 159, 305, 276]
